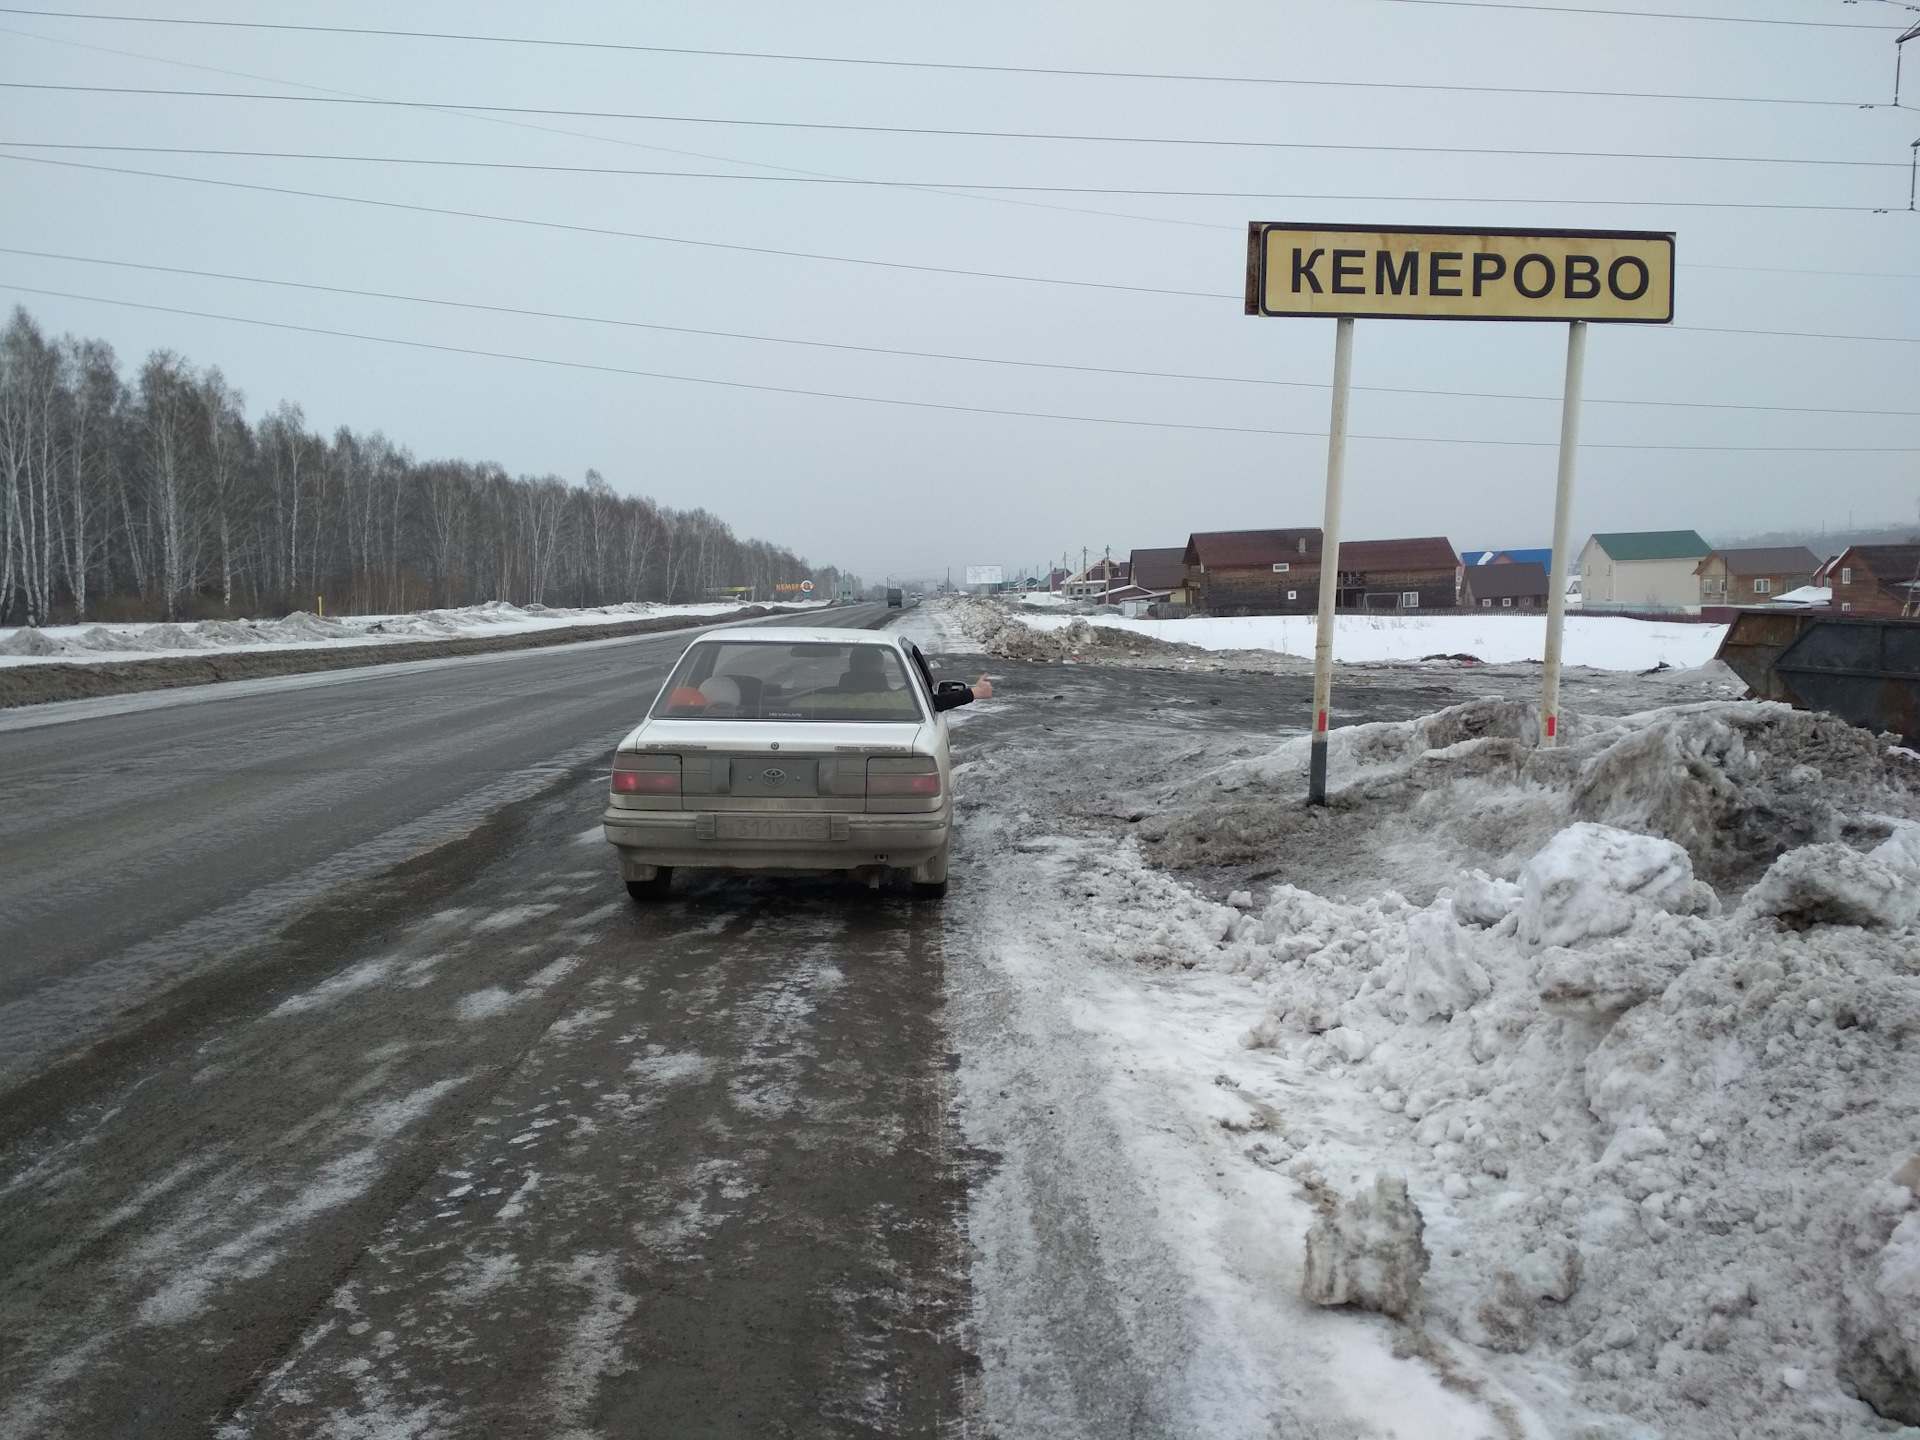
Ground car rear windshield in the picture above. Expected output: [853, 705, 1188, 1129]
[650, 641, 926, 722]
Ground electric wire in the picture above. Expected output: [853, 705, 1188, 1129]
[0, 6, 1895, 100]
[0, 24, 1238, 235]
[6, 282, 1917, 452]
[7, 154, 1918, 342]
[3, 85, 1906, 170]
[5, 245, 1915, 419]
[1, 136, 1899, 174]
[0, 152, 1228, 300]
[1370, 0, 1906, 29]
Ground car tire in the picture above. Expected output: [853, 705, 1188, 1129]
[910, 879, 948, 901]
[626, 868, 673, 902]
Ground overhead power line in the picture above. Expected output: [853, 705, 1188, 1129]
[7, 282, 1917, 452]
[0, 6, 1897, 97]
[1374, 0, 1906, 28]
[0, 152, 1226, 300]
[2, 137, 1898, 174]
[7, 154, 1919, 343]
[5, 245, 1916, 419]
[0, 56, 1877, 113]
[0, 23, 1245, 237]
[0, 148, 1902, 288]
[5, 85, 1907, 169]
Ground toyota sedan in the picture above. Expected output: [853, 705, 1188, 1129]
[603, 629, 956, 901]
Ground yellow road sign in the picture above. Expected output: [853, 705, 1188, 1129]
[1246, 223, 1673, 323]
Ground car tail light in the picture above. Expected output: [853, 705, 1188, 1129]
[867, 757, 941, 796]
[611, 752, 680, 794]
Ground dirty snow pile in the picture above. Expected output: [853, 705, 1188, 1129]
[0, 597, 807, 667]
[934, 594, 1262, 667]
[942, 593, 1728, 672]
[1050, 699, 1920, 1437]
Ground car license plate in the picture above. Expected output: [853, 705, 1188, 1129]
[714, 814, 830, 842]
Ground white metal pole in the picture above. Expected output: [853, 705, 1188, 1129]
[1308, 317, 1355, 805]
[1540, 319, 1587, 747]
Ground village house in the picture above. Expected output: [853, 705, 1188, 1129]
[1127, 547, 1190, 604]
[1577, 530, 1711, 610]
[1335, 537, 1461, 611]
[1060, 555, 1130, 600]
[1829, 544, 1920, 615]
[1694, 546, 1821, 605]
[1182, 530, 1459, 615]
[1182, 529, 1323, 614]
[1463, 561, 1550, 609]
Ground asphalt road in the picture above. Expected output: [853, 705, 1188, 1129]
[0, 614, 1497, 1439]
[0, 602, 888, 1091]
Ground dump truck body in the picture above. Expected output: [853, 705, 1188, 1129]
[1716, 610, 1920, 747]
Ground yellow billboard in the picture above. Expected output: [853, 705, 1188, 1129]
[1246, 223, 1673, 323]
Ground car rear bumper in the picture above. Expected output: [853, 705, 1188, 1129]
[602, 806, 949, 872]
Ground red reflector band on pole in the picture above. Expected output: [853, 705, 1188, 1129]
[1546, 715, 1557, 739]
[1316, 711, 1329, 733]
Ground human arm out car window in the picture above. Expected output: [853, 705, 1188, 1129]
[908, 643, 992, 712]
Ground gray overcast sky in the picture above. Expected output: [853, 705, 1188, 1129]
[2, 0, 1916, 583]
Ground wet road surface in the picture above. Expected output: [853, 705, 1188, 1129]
[0, 628, 1488, 1438]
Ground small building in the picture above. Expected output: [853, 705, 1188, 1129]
[1335, 537, 1461, 611]
[1184, 528, 1322, 614]
[1128, 546, 1189, 603]
[1577, 530, 1712, 610]
[1829, 544, 1920, 615]
[1694, 546, 1820, 606]
[1495, 547, 1553, 571]
[1463, 561, 1550, 610]
[1062, 556, 1129, 600]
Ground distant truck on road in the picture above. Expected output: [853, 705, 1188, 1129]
[886, 588, 904, 608]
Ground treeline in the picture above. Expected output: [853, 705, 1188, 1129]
[0, 308, 851, 626]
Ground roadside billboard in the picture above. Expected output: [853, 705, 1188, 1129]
[965, 565, 1004, 587]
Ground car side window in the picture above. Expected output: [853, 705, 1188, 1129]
[907, 644, 939, 704]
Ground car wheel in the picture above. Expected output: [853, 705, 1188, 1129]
[911, 878, 948, 901]
[626, 868, 673, 902]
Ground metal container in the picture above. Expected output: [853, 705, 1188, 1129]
[1716, 610, 1920, 746]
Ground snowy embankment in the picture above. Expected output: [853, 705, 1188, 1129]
[952, 596, 1726, 671]
[0, 598, 825, 669]
[969, 697, 1920, 1437]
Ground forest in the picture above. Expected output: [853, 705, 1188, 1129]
[0, 308, 850, 627]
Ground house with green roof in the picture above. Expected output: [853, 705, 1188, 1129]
[1577, 530, 1711, 610]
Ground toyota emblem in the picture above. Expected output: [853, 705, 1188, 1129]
[762, 767, 786, 785]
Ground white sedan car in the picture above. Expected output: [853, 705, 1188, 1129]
[603, 628, 965, 901]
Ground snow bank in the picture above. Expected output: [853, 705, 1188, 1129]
[1142, 696, 1914, 897]
[0, 598, 822, 668]
[1034, 699, 1920, 1435]
[939, 594, 1727, 672]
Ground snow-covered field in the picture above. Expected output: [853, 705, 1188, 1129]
[0, 598, 827, 668]
[1009, 605, 1726, 671]
[940, 632, 1920, 1436]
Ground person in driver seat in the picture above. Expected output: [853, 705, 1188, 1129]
[834, 647, 894, 693]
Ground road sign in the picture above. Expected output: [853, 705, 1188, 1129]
[965, 565, 1004, 586]
[1246, 224, 1673, 324]
[1245, 220, 1675, 802]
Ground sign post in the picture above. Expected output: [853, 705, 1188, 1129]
[1245, 222, 1673, 800]
[1539, 321, 1587, 747]
[1308, 317, 1354, 805]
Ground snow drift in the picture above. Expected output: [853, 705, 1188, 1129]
[1043, 698, 1920, 1436]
